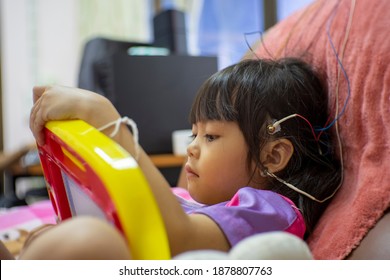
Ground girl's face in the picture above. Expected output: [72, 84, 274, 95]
[185, 120, 263, 205]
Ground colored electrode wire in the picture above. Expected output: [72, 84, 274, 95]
[267, 114, 320, 142]
[244, 1, 353, 141]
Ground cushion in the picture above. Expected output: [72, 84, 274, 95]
[247, 0, 390, 259]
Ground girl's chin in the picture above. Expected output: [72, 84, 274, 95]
[187, 186, 203, 203]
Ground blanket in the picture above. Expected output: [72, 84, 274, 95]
[0, 200, 56, 255]
[248, 0, 390, 259]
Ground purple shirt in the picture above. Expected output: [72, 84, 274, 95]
[173, 187, 305, 247]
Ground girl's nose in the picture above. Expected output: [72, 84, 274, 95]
[187, 140, 200, 158]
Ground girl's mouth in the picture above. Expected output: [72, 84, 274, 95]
[185, 164, 199, 178]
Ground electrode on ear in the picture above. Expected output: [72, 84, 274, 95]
[267, 114, 304, 136]
[267, 116, 287, 135]
[267, 122, 281, 135]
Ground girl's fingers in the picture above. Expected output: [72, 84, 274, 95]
[31, 110, 45, 146]
[30, 85, 117, 145]
[32, 86, 47, 104]
[30, 94, 47, 146]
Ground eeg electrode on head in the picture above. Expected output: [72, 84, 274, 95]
[264, 113, 340, 203]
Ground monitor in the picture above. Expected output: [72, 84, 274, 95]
[110, 54, 218, 155]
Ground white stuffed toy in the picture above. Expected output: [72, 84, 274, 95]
[174, 232, 313, 260]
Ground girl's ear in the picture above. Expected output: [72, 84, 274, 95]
[260, 139, 294, 173]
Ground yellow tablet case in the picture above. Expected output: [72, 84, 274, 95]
[37, 120, 170, 259]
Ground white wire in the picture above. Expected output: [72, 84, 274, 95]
[97, 116, 139, 161]
[266, 170, 339, 203]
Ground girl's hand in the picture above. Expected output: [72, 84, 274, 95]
[30, 85, 120, 145]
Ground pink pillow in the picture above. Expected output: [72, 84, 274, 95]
[249, 0, 390, 259]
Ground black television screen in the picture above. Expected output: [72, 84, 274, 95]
[110, 54, 218, 155]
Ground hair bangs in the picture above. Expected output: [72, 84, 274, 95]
[190, 70, 238, 124]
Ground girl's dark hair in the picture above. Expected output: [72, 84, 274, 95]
[190, 57, 342, 235]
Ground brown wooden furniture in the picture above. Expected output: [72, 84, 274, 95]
[4, 152, 186, 197]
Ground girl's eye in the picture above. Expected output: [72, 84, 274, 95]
[205, 134, 218, 142]
[189, 134, 197, 141]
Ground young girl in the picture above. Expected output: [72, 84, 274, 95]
[4, 57, 341, 259]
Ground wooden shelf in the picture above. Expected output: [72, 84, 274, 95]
[150, 154, 186, 168]
[8, 153, 185, 178]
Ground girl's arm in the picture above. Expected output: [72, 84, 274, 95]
[30, 85, 229, 256]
